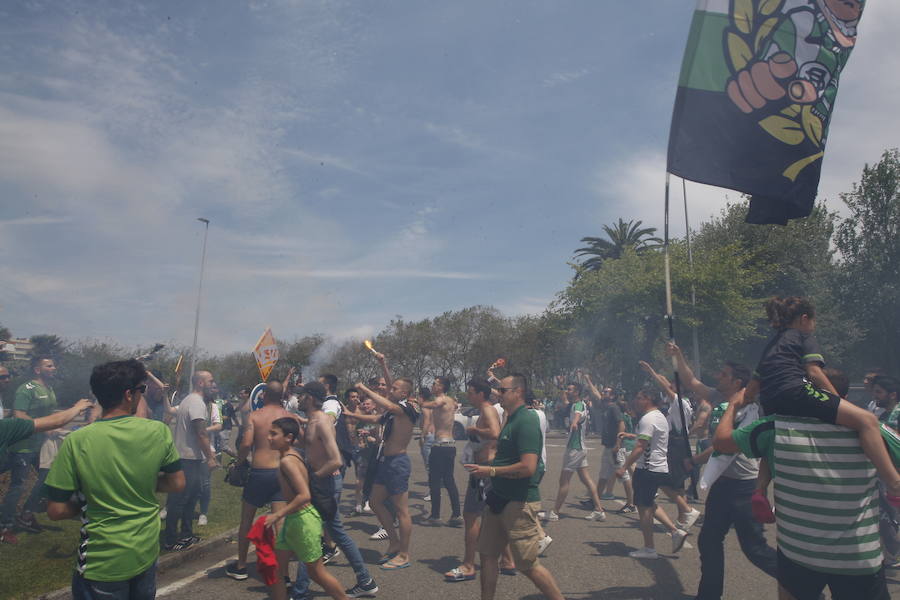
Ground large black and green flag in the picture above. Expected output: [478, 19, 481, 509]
[667, 0, 866, 224]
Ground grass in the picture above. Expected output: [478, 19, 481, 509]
[0, 473, 243, 599]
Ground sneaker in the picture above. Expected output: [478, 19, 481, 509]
[671, 529, 689, 553]
[423, 494, 431, 502]
[353, 505, 364, 515]
[322, 546, 341, 564]
[198, 514, 208, 526]
[599, 493, 616, 501]
[15, 515, 42, 533]
[226, 562, 249, 580]
[345, 578, 379, 598]
[585, 510, 606, 522]
[536, 511, 547, 520]
[537, 535, 553, 555]
[369, 528, 389, 540]
[363, 502, 373, 513]
[680, 508, 701, 530]
[448, 515, 463, 527]
[0, 528, 18, 545]
[616, 504, 637, 514]
[160, 508, 167, 520]
[166, 535, 200, 552]
[392, 518, 399, 528]
[545, 510, 559, 522]
[629, 547, 659, 559]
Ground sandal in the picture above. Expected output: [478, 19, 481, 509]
[499, 566, 517, 576]
[380, 559, 410, 570]
[376, 552, 398, 565]
[444, 567, 476, 581]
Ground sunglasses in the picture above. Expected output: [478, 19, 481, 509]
[497, 386, 519, 393]
[132, 384, 148, 394]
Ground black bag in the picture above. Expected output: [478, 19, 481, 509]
[224, 459, 250, 487]
[309, 473, 338, 522]
[485, 489, 511, 515]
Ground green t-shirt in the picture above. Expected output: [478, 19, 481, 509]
[45, 416, 181, 582]
[732, 415, 900, 576]
[0, 418, 35, 455]
[566, 400, 587, 451]
[622, 412, 636, 452]
[491, 404, 545, 502]
[9, 381, 56, 453]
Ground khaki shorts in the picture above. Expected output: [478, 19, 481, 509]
[478, 500, 542, 572]
[562, 448, 589, 472]
[598, 446, 631, 481]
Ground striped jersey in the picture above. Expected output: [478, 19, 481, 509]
[733, 415, 900, 575]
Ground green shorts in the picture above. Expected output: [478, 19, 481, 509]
[275, 505, 324, 564]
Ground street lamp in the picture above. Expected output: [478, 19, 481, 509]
[190, 217, 210, 383]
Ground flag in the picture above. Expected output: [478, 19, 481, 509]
[253, 327, 279, 382]
[667, 0, 866, 224]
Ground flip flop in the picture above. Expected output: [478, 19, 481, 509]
[499, 567, 517, 576]
[380, 559, 410, 570]
[376, 552, 398, 565]
[444, 567, 476, 582]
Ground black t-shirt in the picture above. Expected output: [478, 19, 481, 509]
[221, 402, 236, 431]
[755, 328, 824, 402]
[600, 402, 624, 448]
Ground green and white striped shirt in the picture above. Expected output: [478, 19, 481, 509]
[733, 415, 900, 575]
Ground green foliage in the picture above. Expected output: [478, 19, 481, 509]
[29, 334, 65, 358]
[574, 218, 663, 272]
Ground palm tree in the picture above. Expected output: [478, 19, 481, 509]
[574, 218, 663, 271]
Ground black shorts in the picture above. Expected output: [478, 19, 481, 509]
[762, 382, 840, 424]
[632, 468, 667, 508]
[777, 549, 888, 600]
[241, 468, 284, 508]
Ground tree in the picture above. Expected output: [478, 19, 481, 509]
[835, 148, 900, 375]
[30, 334, 65, 359]
[574, 218, 663, 272]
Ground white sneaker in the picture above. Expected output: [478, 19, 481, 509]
[671, 528, 689, 553]
[681, 509, 701, 530]
[198, 514, 208, 526]
[423, 494, 431, 502]
[369, 528, 389, 540]
[363, 502, 373, 513]
[537, 535, 553, 555]
[536, 511, 547, 520]
[629, 547, 659, 559]
[585, 510, 607, 522]
[159, 508, 167, 520]
[545, 510, 559, 522]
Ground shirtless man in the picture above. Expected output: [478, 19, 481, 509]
[346, 378, 419, 570]
[444, 378, 506, 581]
[226, 381, 292, 581]
[290, 382, 377, 599]
[420, 376, 461, 524]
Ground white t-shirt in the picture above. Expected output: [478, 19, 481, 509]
[533, 408, 548, 468]
[323, 396, 342, 423]
[174, 393, 208, 460]
[666, 399, 693, 436]
[636, 408, 669, 473]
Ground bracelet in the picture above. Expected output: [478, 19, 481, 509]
[490, 466, 496, 477]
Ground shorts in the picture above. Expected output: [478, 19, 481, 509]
[464, 475, 488, 515]
[776, 549, 889, 600]
[762, 382, 840, 424]
[665, 435, 690, 491]
[242, 468, 284, 508]
[478, 500, 542, 572]
[633, 468, 668, 508]
[276, 505, 324, 564]
[598, 446, 630, 481]
[373, 453, 411, 496]
[562, 448, 589, 472]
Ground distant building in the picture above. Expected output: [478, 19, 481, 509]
[1, 338, 34, 362]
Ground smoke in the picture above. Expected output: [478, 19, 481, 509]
[305, 337, 340, 378]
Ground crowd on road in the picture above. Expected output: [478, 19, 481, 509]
[2, 296, 900, 600]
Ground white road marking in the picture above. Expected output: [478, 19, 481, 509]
[156, 557, 232, 597]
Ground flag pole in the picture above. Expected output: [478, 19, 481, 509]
[664, 172, 698, 499]
[682, 178, 701, 377]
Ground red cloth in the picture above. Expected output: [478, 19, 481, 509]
[247, 515, 279, 585]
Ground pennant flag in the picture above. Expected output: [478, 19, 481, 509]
[253, 327, 279, 382]
[667, 0, 866, 224]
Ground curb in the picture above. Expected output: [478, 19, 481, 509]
[34, 528, 239, 600]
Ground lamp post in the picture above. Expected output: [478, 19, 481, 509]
[189, 218, 210, 383]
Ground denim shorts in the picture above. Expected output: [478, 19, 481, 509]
[373, 453, 411, 495]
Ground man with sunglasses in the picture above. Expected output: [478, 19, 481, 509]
[45, 359, 184, 600]
[465, 374, 563, 600]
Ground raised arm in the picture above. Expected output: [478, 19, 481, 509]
[665, 342, 713, 401]
[639, 360, 676, 399]
[582, 372, 603, 402]
[32, 398, 94, 432]
[374, 353, 393, 389]
[356, 382, 403, 416]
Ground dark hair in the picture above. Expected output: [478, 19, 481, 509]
[419, 386, 432, 400]
[824, 368, 850, 399]
[724, 361, 752, 389]
[434, 376, 451, 393]
[636, 387, 663, 406]
[508, 373, 529, 395]
[319, 373, 338, 393]
[272, 417, 300, 442]
[396, 378, 414, 394]
[240, 387, 252, 395]
[466, 377, 492, 400]
[764, 296, 816, 330]
[30, 355, 53, 372]
[344, 388, 359, 401]
[302, 381, 326, 409]
[567, 381, 583, 396]
[873, 375, 900, 397]
[368, 376, 385, 388]
[90, 359, 148, 410]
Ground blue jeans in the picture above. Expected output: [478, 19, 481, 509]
[199, 467, 211, 515]
[292, 473, 372, 597]
[420, 433, 434, 471]
[696, 477, 777, 599]
[72, 562, 157, 600]
[164, 459, 204, 545]
[0, 452, 43, 526]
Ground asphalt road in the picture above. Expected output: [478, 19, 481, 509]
[156, 433, 900, 600]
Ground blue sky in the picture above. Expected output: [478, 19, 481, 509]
[1, 1, 897, 353]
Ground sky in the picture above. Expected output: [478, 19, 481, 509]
[1, 0, 898, 354]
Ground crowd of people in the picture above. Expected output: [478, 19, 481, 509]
[1, 296, 900, 600]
